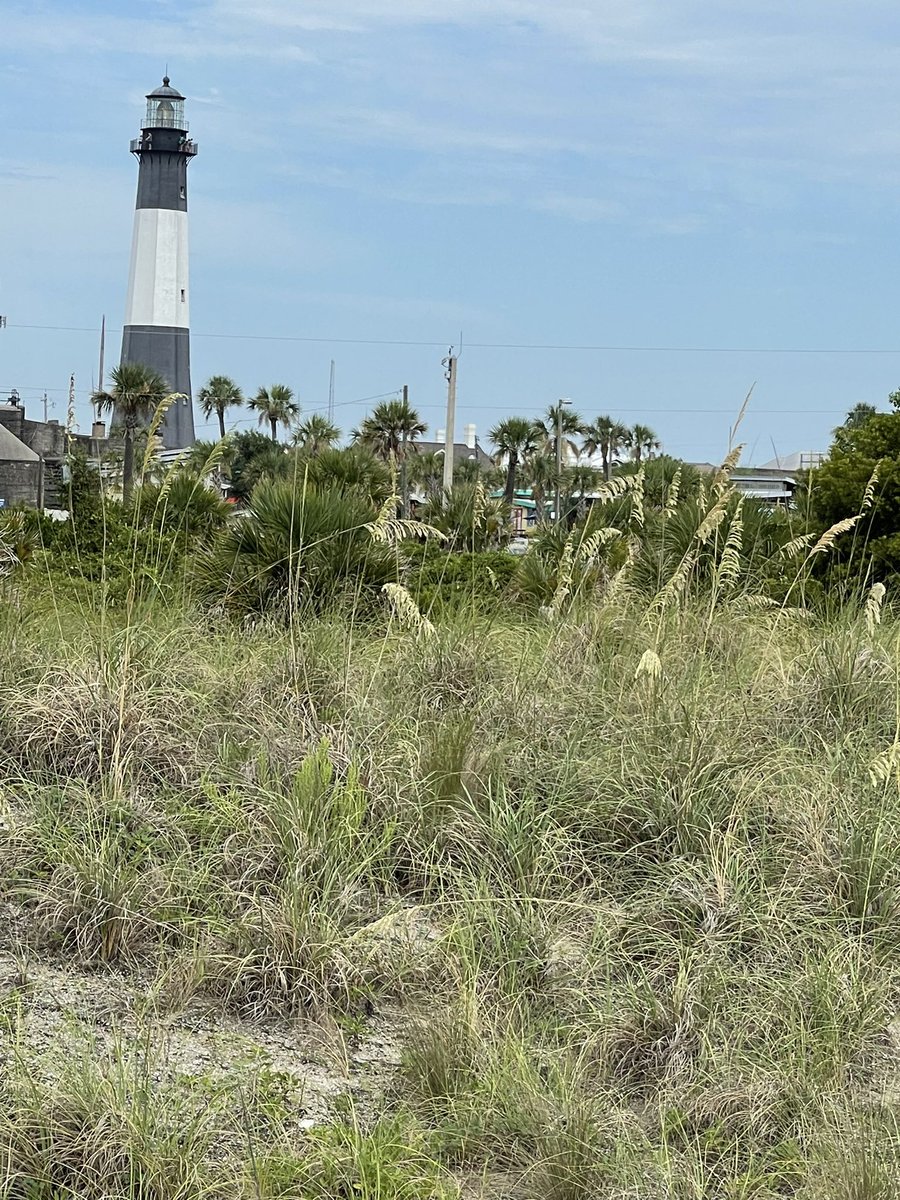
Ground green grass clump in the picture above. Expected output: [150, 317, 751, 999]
[4, 504, 900, 1197]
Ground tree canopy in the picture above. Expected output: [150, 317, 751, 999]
[807, 411, 900, 575]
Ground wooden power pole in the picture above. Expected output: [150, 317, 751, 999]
[400, 383, 410, 518]
[441, 351, 457, 504]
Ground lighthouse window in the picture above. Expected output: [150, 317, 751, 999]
[179, 185, 185, 198]
[180, 289, 186, 302]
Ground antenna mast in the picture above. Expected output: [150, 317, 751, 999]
[97, 315, 106, 410]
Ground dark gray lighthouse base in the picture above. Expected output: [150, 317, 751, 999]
[120, 324, 195, 450]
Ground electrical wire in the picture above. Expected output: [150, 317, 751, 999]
[0, 382, 869, 418]
[0, 385, 868, 418]
[8, 321, 900, 355]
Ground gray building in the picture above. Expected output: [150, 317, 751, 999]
[0, 398, 106, 510]
[690, 451, 824, 505]
[414, 436, 493, 471]
[0, 421, 42, 509]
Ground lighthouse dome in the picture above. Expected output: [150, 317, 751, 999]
[147, 77, 185, 101]
[143, 77, 186, 131]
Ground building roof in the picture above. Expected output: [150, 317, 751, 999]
[0, 420, 39, 463]
[758, 451, 825, 472]
[733, 487, 796, 501]
[415, 440, 493, 467]
[731, 468, 796, 483]
[690, 454, 823, 478]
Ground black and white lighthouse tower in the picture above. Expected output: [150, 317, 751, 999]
[120, 77, 198, 449]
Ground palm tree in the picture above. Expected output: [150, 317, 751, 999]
[454, 457, 483, 486]
[93, 362, 168, 503]
[566, 463, 601, 497]
[582, 416, 631, 481]
[293, 414, 341, 455]
[630, 423, 661, 463]
[490, 416, 538, 504]
[352, 397, 426, 517]
[523, 452, 558, 523]
[422, 483, 509, 552]
[562, 463, 601, 524]
[250, 384, 298, 442]
[836, 402, 877, 435]
[198, 375, 244, 440]
[409, 450, 445, 499]
[533, 402, 584, 461]
[182, 437, 232, 476]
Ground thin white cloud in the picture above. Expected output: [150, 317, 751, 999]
[5, 0, 900, 232]
[285, 104, 592, 157]
[211, 0, 537, 30]
[529, 193, 626, 223]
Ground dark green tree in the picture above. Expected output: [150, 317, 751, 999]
[807, 411, 900, 575]
[422, 483, 509, 551]
[834, 402, 878, 436]
[522, 452, 558, 523]
[409, 450, 445, 500]
[228, 429, 289, 501]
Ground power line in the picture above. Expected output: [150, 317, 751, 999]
[8, 323, 449, 347]
[0, 383, 864, 419]
[10, 321, 900, 355]
[197, 389, 403, 432]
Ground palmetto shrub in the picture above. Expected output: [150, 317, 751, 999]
[193, 479, 398, 619]
[133, 471, 230, 542]
[303, 445, 394, 505]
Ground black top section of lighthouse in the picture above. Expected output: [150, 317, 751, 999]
[120, 76, 198, 452]
[130, 78, 198, 211]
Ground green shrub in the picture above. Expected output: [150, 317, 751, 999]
[132, 472, 230, 542]
[407, 546, 517, 615]
[193, 479, 399, 619]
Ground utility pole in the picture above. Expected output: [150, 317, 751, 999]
[400, 383, 410, 518]
[328, 359, 335, 423]
[554, 397, 571, 526]
[43, 392, 49, 422]
[65, 375, 76, 462]
[441, 350, 457, 504]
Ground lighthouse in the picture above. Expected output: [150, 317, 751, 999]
[119, 77, 198, 449]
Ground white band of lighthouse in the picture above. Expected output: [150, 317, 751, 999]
[124, 209, 190, 328]
[119, 76, 197, 451]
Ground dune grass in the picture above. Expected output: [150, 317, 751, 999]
[2, 570, 900, 1197]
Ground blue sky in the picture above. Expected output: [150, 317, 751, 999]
[4, 0, 900, 462]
